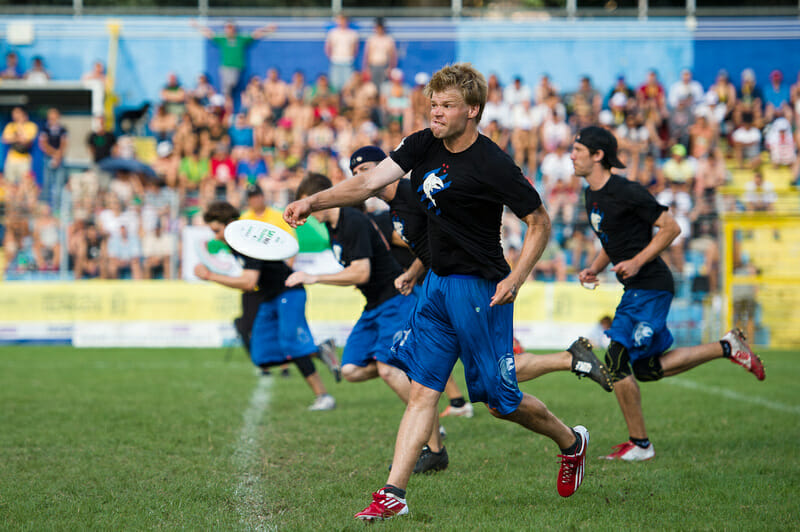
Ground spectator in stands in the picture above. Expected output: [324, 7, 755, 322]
[637, 69, 667, 117]
[706, 69, 737, 136]
[637, 153, 665, 196]
[81, 60, 106, 84]
[765, 116, 798, 172]
[263, 68, 289, 120]
[2, 107, 38, 185]
[142, 217, 174, 279]
[191, 19, 277, 97]
[107, 224, 143, 279]
[658, 149, 694, 272]
[325, 14, 359, 92]
[533, 73, 557, 104]
[1, 51, 22, 80]
[362, 17, 397, 92]
[540, 142, 577, 224]
[178, 134, 210, 200]
[74, 222, 106, 279]
[508, 98, 536, 173]
[191, 72, 216, 106]
[736, 68, 763, 125]
[481, 88, 511, 131]
[615, 111, 649, 178]
[532, 239, 567, 282]
[149, 103, 178, 142]
[32, 202, 60, 271]
[202, 113, 231, 156]
[381, 68, 411, 128]
[662, 144, 695, 185]
[606, 75, 635, 108]
[24, 56, 50, 85]
[668, 69, 704, 110]
[693, 147, 728, 206]
[668, 94, 695, 149]
[152, 141, 179, 188]
[207, 143, 238, 205]
[540, 107, 571, 155]
[743, 170, 777, 212]
[236, 147, 268, 188]
[161, 72, 186, 117]
[229, 112, 254, 160]
[764, 70, 791, 124]
[3, 210, 35, 273]
[731, 112, 763, 168]
[38, 107, 69, 211]
[504, 76, 532, 109]
[409, 72, 430, 127]
[86, 115, 117, 164]
[571, 75, 602, 118]
[688, 106, 717, 160]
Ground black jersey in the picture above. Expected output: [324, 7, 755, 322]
[327, 207, 404, 310]
[584, 174, 674, 294]
[369, 210, 416, 270]
[390, 129, 541, 280]
[387, 178, 431, 269]
[233, 250, 293, 302]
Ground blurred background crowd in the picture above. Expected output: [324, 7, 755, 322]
[1, 19, 799, 295]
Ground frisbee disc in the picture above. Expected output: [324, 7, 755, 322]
[224, 219, 299, 261]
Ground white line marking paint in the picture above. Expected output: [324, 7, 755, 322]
[232, 376, 276, 532]
[667, 377, 800, 415]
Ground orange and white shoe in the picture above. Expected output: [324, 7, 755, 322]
[722, 328, 765, 381]
[601, 441, 655, 461]
[440, 402, 474, 418]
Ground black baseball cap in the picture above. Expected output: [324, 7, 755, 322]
[246, 184, 264, 198]
[575, 126, 626, 169]
[349, 146, 386, 172]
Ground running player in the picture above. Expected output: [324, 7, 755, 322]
[285, 64, 590, 520]
[196, 201, 336, 411]
[571, 126, 765, 461]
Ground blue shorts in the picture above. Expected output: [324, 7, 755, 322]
[606, 289, 674, 363]
[341, 292, 417, 367]
[391, 272, 522, 415]
[250, 287, 318, 367]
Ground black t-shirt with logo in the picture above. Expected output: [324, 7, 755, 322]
[327, 207, 403, 310]
[42, 122, 68, 151]
[232, 249, 293, 302]
[369, 210, 416, 271]
[87, 131, 117, 163]
[584, 174, 674, 293]
[390, 129, 542, 280]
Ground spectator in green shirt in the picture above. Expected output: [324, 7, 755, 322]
[191, 19, 277, 98]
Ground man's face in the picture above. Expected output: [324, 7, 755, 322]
[47, 109, 59, 123]
[247, 193, 265, 211]
[208, 220, 226, 242]
[570, 141, 596, 178]
[352, 160, 377, 177]
[429, 88, 475, 140]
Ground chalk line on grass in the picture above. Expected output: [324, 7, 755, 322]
[667, 377, 800, 415]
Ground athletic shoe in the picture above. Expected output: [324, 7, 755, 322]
[355, 489, 409, 521]
[600, 440, 655, 461]
[413, 445, 449, 474]
[440, 402, 474, 418]
[512, 336, 524, 355]
[557, 425, 589, 497]
[317, 338, 342, 383]
[722, 328, 765, 381]
[308, 394, 336, 411]
[568, 337, 614, 392]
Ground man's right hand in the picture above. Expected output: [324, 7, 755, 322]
[283, 198, 312, 228]
[578, 268, 598, 285]
[394, 270, 417, 296]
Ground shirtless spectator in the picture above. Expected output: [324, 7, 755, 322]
[362, 18, 397, 92]
[324, 14, 359, 92]
[263, 68, 289, 120]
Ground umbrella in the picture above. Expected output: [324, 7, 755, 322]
[98, 157, 156, 179]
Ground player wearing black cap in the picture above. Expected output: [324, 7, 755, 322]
[572, 126, 765, 461]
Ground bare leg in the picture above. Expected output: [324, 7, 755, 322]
[386, 381, 442, 490]
[613, 376, 647, 439]
[661, 342, 723, 376]
[304, 372, 328, 396]
[515, 351, 571, 382]
[342, 362, 379, 382]
[443, 375, 465, 401]
[493, 393, 576, 450]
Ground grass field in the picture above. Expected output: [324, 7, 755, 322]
[1, 345, 798, 530]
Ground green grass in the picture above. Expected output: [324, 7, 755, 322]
[1, 346, 798, 530]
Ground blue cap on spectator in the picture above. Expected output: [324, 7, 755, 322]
[349, 146, 386, 172]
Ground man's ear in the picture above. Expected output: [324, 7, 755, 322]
[593, 149, 605, 165]
[467, 104, 480, 120]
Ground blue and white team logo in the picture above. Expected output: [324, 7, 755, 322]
[633, 322, 654, 348]
[331, 242, 344, 265]
[590, 205, 608, 243]
[392, 216, 408, 244]
[418, 165, 452, 215]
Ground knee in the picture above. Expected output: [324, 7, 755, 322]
[486, 404, 503, 418]
[341, 364, 361, 383]
[632, 357, 664, 382]
[604, 341, 633, 383]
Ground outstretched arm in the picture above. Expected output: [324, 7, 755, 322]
[285, 258, 370, 287]
[284, 157, 405, 227]
[189, 19, 215, 39]
[252, 23, 278, 39]
[491, 205, 551, 307]
[195, 264, 259, 291]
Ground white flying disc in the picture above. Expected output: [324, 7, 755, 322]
[581, 281, 599, 290]
[224, 219, 299, 261]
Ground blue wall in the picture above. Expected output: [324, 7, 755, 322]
[1, 16, 799, 109]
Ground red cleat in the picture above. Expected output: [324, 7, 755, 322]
[557, 425, 589, 497]
[354, 489, 409, 521]
[723, 328, 765, 381]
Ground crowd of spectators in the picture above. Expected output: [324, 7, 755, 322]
[2, 28, 800, 288]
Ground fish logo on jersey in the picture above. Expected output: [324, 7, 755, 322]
[418, 165, 452, 214]
[331, 242, 343, 265]
[590, 204, 608, 243]
[392, 215, 408, 243]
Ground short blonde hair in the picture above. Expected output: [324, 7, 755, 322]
[424, 63, 488, 122]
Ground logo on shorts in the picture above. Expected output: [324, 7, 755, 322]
[418, 165, 451, 215]
[633, 322, 654, 347]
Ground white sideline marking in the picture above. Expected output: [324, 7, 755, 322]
[232, 376, 276, 532]
[667, 378, 800, 415]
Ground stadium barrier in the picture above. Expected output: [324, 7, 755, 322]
[0, 281, 622, 349]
